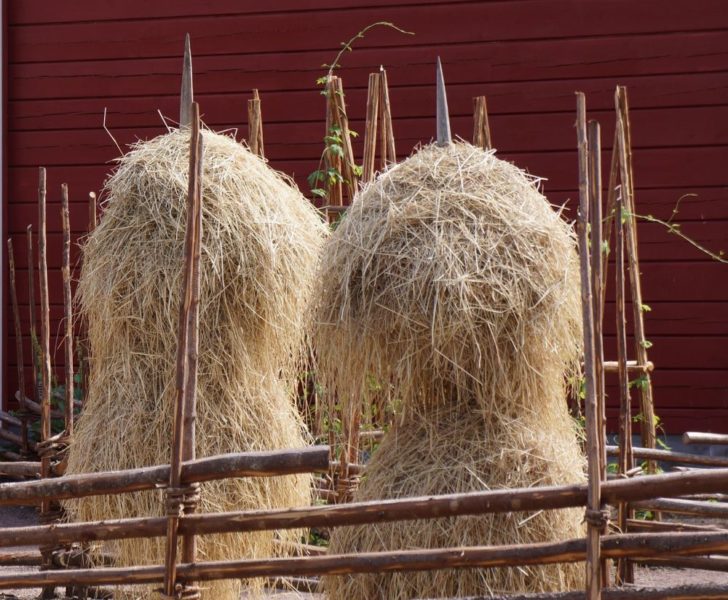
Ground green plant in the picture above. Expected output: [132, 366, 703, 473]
[308, 22, 413, 207]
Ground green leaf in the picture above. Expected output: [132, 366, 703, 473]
[640, 303, 652, 312]
[348, 130, 359, 138]
[640, 339, 653, 349]
[307, 170, 326, 186]
[353, 165, 363, 177]
[601, 240, 610, 256]
[328, 144, 344, 158]
[311, 188, 327, 198]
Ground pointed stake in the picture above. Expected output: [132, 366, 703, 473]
[436, 57, 451, 147]
[179, 34, 194, 128]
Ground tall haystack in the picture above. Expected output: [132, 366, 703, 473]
[316, 141, 586, 598]
[65, 128, 328, 599]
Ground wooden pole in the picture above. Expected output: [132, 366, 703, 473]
[615, 86, 657, 465]
[615, 118, 634, 585]
[4, 531, 728, 591]
[588, 119, 610, 587]
[362, 72, 381, 183]
[61, 184, 74, 436]
[683, 431, 728, 445]
[26, 225, 37, 404]
[607, 444, 728, 468]
[2, 465, 728, 548]
[37, 166, 56, 599]
[599, 128, 619, 320]
[6, 239, 27, 448]
[88, 191, 97, 232]
[632, 497, 728, 519]
[247, 89, 264, 158]
[473, 96, 492, 150]
[0, 446, 329, 507]
[587, 120, 606, 485]
[576, 92, 602, 600]
[0, 461, 41, 479]
[325, 76, 343, 207]
[379, 66, 396, 167]
[163, 101, 203, 598]
[332, 76, 358, 202]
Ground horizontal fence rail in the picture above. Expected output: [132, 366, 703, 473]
[0, 447, 330, 506]
[1, 467, 727, 550]
[2, 530, 728, 590]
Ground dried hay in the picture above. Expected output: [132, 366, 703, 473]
[65, 128, 328, 599]
[316, 142, 585, 598]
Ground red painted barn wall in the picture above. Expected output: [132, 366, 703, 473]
[4, 1, 728, 433]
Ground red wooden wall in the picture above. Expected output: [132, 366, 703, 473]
[4, 0, 728, 433]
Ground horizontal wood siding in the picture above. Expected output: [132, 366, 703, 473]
[5, 0, 728, 433]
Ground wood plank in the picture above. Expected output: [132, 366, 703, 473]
[9, 107, 728, 164]
[9, 0, 469, 25]
[10, 73, 728, 131]
[9, 31, 728, 101]
[7, 124, 728, 190]
[9, 1, 728, 64]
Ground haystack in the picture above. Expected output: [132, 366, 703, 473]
[65, 128, 328, 599]
[316, 142, 585, 598]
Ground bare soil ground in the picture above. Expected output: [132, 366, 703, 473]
[1, 505, 725, 599]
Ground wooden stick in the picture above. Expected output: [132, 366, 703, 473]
[599, 127, 619, 321]
[379, 66, 396, 167]
[615, 86, 657, 464]
[632, 497, 728, 519]
[636, 555, 728, 573]
[576, 92, 602, 600]
[4, 531, 728, 590]
[324, 76, 343, 207]
[0, 427, 36, 451]
[88, 191, 97, 232]
[602, 360, 653, 373]
[614, 118, 634, 584]
[15, 391, 66, 420]
[588, 120, 606, 487]
[0, 410, 22, 427]
[61, 183, 74, 436]
[0, 461, 41, 478]
[0, 446, 329, 507]
[37, 167, 56, 599]
[26, 225, 38, 405]
[7, 239, 27, 437]
[607, 444, 728, 468]
[3, 466, 728, 548]
[683, 431, 728, 446]
[362, 72, 381, 183]
[182, 103, 204, 578]
[626, 518, 727, 534]
[247, 89, 264, 158]
[473, 96, 492, 150]
[588, 118, 610, 587]
[163, 105, 204, 599]
[0, 550, 43, 567]
[332, 76, 358, 202]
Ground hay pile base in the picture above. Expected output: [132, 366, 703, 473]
[316, 142, 585, 599]
[66, 128, 327, 599]
[326, 403, 584, 599]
